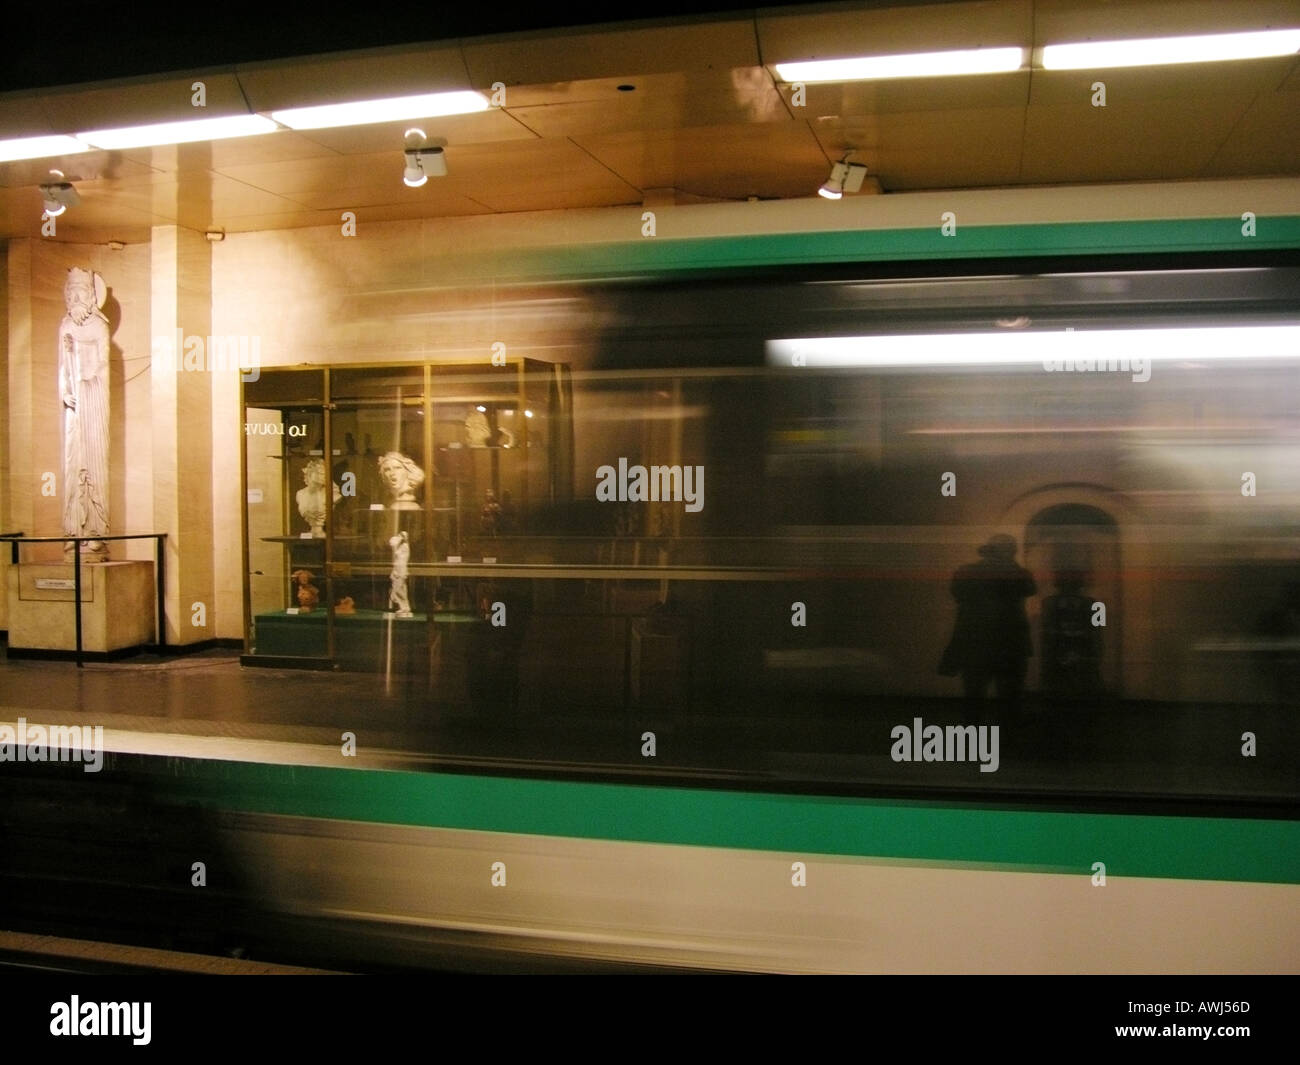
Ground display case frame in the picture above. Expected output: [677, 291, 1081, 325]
[240, 357, 572, 672]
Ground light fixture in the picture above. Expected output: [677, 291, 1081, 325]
[818, 157, 868, 200]
[403, 146, 446, 186]
[0, 134, 89, 163]
[1043, 28, 1300, 70]
[402, 127, 446, 187]
[475, 405, 487, 413]
[40, 181, 80, 216]
[76, 114, 279, 150]
[768, 324, 1300, 368]
[271, 90, 489, 131]
[776, 47, 1024, 83]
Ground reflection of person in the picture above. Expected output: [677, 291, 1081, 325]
[296, 458, 341, 537]
[378, 451, 424, 510]
[388, 531, 413, 617]
[939, 534, 1037, 711]
[59, 268, 111, 559]
[1041, 571, 1102, 697]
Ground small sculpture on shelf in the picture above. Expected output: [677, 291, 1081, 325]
[296, 458, 342, 537]
[387, 531, 413, 618]
[335, 596, 356, 616]
[291, 569, 319, 613]
[480, 489, 502, 537]
[464, 408, 492, 447]
[378, 451, 424, 510]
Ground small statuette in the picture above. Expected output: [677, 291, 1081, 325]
[480, 488, 502, 536]
[388, 531, 413, 618]
[291, 569, 319, 613]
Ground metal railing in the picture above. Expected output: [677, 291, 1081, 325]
[1, 533, 167, 667]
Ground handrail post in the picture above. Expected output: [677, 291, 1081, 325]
[156, 534, 166, 650]
[73, 540, 84, 668]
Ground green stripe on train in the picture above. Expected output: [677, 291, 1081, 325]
[166, 759, 1300, 884]
[488, 216, 1300, 280]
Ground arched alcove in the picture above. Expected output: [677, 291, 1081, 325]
[1024, 503, 1121, 696]
[998, 484, 1153, 700]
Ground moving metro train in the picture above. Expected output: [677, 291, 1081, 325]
[6, 231, 1299, 972]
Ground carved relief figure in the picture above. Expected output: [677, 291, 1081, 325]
[464, 408, 492, 447]
[378, 451, 424, 510]
[59, 268, 111, 559]
[296, 458, 341, 537]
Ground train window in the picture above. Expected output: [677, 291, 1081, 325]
[244, 267, 1300, 807]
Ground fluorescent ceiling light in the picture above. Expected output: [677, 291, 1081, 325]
[77, 114, 279, 150]
[767, 325, 1300, 368]
[1043, 29, 1300, 70]
[271, 90, 489, 130]
[774, 47, 1024, 83]
[0, 134, 90, 162]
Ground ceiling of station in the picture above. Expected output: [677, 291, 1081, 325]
[0, 0, 1297, 243]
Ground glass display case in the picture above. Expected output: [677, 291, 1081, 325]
[241, 358, 572, 673]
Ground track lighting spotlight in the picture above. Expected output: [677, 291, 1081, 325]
[818, 159, 867, 200]
[40, 181, 80, 216]
[403, 146, 446, 187]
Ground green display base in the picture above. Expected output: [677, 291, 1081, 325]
[252, 608, 429, 671]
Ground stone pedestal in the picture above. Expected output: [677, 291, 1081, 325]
[6, 560, 156, 653]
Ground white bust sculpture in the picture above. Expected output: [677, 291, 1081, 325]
[59, 268, 111, 559]
[296, 458, 341, 537]
[378, 451, 424, 510]
[388, 531, 412, 617]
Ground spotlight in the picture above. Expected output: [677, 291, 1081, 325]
[40, 181, 80, 216]
[403, 146, 446, 187]
[403, 150, 427, 187]
[818, 158, 867, 200]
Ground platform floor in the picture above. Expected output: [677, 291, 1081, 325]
[0, 637, 1294, 801]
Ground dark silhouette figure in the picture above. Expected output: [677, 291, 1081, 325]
[939, 534, 1037, 710]
[1040, 571, 1103, 697]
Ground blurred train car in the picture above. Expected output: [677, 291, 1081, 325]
[6, 239, 1299, 972]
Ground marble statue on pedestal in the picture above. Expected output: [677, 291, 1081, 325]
[296, 458, 341, 537]
[388, 531, 412, 618]
[378, 452, 424, 511]
[59, 268, 111, 560]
